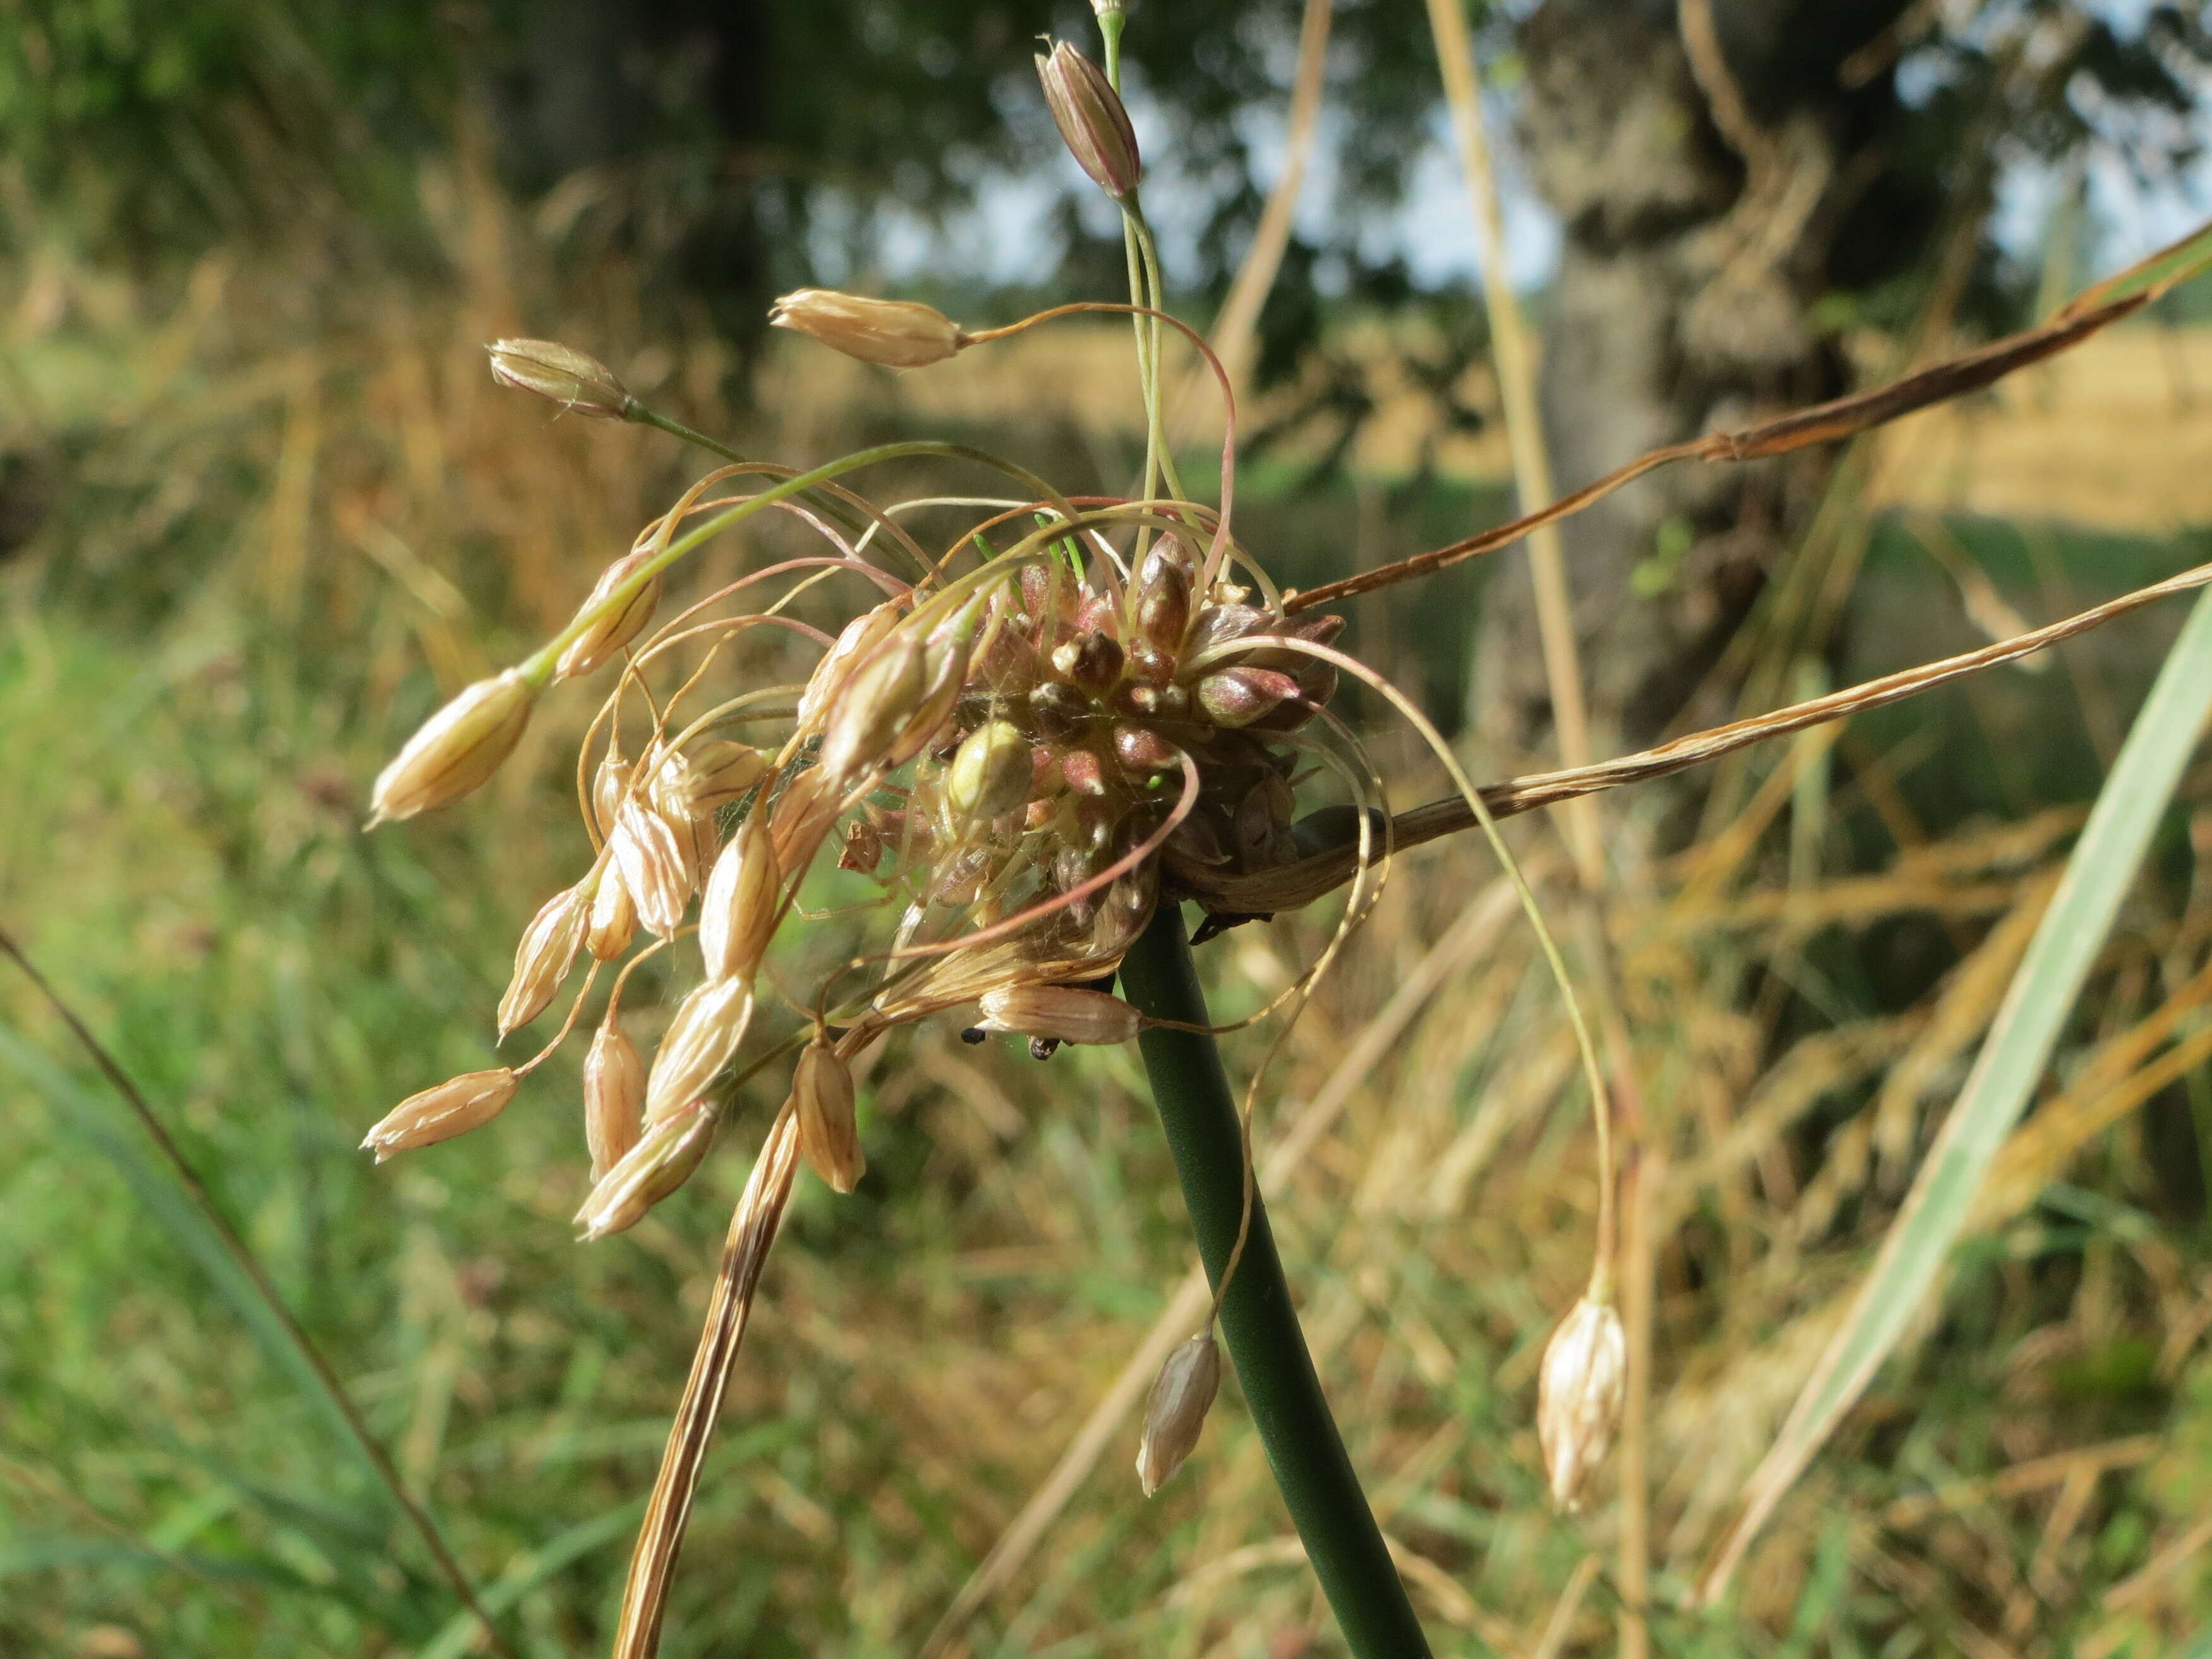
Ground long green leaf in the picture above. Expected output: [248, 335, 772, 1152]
[1696, 582, 2212, 1601]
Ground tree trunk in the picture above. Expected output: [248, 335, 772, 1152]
[1478, 0, 1919, 762]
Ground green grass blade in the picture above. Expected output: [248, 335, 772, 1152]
[1697, 581, 2212, 1601]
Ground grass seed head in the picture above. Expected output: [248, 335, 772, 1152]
[1536, 1296, 1626, 1513]
[367, 669, 536, 825]
[769, 289, 968, 368]
[362, 1068, 518, 1163]
[1136, 1332, 1221, 1496]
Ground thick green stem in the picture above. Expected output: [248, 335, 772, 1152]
[1119, 905, 1435, 1659]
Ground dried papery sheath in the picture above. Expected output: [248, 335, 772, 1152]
[612, 798, 694, 937]
[1136, 1332, 1220, 1495]
[683, 741, 767, 811]
[485, 338, 632, 419]
[498, 883, 590, 1038]
[582, 1018, 645, 1180]
[700, 817, 781, 982]
[977, 984, 1141, 1046]
[586, 865, 638, 961]
[945, 720, 1033, 820]
[574, 1100, 717, 1241]
[819, 631, 925, 784]
[362, 1068, 518, 1163]
[648, 746, 719, 880]
[1036, 41, 1141, 198]
[792, 1042, 863, 1193]
[1536, 1296, 1626, 1513]
[556, 547, 664, 681]
[769, 289, 968, 369]
[645, 976, 755, 1122]
[367, 669, 536, 825]
[592, 748, 633, 837]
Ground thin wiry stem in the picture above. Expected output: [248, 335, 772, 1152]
[0, 925, 518, 1659]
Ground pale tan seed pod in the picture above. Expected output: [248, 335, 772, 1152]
[791, 1042, 864, 1193]
[647, 746, 719, 881]
[945, 720, 1032, 820]
[574, 1100, 717, 1241]
[581, 1018, 645, 1181]
[367, 669, 537, 825]
[556, 548, 664, 681]
[977, 984, 1141, 1046]
[586, 865, 638, 960]
[769, 767, 843, 873]
[1136, 1332, 1221, 1496]
[1536, 1296, 1627, 1513]
[643, 976, 755, 1123]
[700, 817, 782, 982]
[611, 798, 694, 937]
[769, 289, 968, 369]
[497, 884, 590, 1039]
[486, 339, 633, 418]
[885, 597, 987, 770]
[362, 1068, 518, 1163]
[799, 602, 902, 732]
[1036, 41, 1141, 198]
[683, 740, 767, 811]
[819, 631, 926, 784]
[592, 748, 633, 837]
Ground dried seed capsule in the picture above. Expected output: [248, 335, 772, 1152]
[1036, 41, 1141, 198]
[1133, 547, 1193, 653]
[1196, 665, 1300, 729]
[977, 984, 1141, 1046]
[556, 547, 663, 680]
[644, 976, 755, 1123]
[769, 289, 968, 368]
[611, 798, 695, 937]
[839, 818, 885, 873]
[792, 1042, 864, 1194]
[574, 1100, 717, 1241]
[486, 338, 632, 418]
[819, 631, 925, 784]
[800, 603, 903, 731]
[368, 669, 537, 825]
[945, 720, 1033, 820]
[700, 817, 781, 982]
[582, 1018, 645, 1181]
[362, 1068, 518, 1163]
[586, 865, 638, 960]
[769, 767, 842, 872]
[1050, 629, 1122, 693]
[684, 740, 767, 811]
[1136, 1333, 1221, 1496]
[592, 747, 633, 837]
[1536, 1296, 1626, 1513]
[497, 883, 590, 1038]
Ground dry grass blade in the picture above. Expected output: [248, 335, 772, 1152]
[1284, 216, 2212, 615]
[1191, 558, 2212, 915]
[1692, 583, 2212, 1606]
[612, 1109, 801, 1659]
